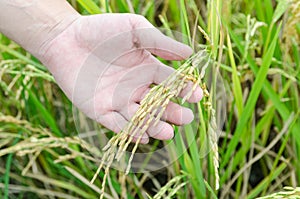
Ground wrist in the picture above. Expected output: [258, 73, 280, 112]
[25, 1, 81, 59]
[0, 0, 81, 59]
[35, 12, 81, 60]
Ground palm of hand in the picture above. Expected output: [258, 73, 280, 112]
[41, 14, 202, 143]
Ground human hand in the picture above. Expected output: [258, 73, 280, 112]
[39, 14, 203, 143]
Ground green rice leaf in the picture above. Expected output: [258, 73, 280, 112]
[76, 0, 101, 14]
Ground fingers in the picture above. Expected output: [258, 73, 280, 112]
[98, 111, 149, 144]
[130, 15, 193, 60]
[162, 101, 194, 125]
[146, 120, 174, 140]
[150, 61, 203, 103]
[105, 100, 195, 142]
[97, 111, 127, 133]
[131, 86, 196, 126]
[131, 74, 203, 104]
[119, 103, 174, 140]
[179, 81, 203, 103]
[131, 86, 151, 102]
[152, 62, 175, 84]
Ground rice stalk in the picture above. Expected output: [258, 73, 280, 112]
[21, 148, 42, 176]
[0, 114, 47, 135]
[0, 114, 101, 161]
[150, 174, 187, 199]
[119, 172, 127, 199]
[282, 0, 300, 57]
[0, 135, 98, 157]
[201, 81, 220, 190]
[257, 186, 300, 199]
[91, 49, 217, 199]
[0, 183, 80, 199]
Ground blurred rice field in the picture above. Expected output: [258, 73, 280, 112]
[0, 0, 300, 198]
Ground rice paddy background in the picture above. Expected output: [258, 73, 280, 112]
[0, 0, 300, 198]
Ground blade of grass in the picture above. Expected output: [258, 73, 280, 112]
[180, 0, 192, 45]
[246, 162, 287, 199]
[255, 107, 275, 145]
[226, 24, 300, 177]
[221, 24, 280, 169]
[263, 0, 288, 55]
[272, 0, 290, 24]
[4, 134, 20, 199]
[221, 112, 295, 197]
[204, 180, 218, 199]
[264, 0, 274, 24]
[183, 153, 203, 198]
[27, 89, 61, 136]
[184, 124, 206, 197]
[104, 0, 110, 13]
[173, 125, 188, 173]
[262, 111, 299, 195]
[227, 34, 243, 116]
[254, 0, 267, 38]
[207, 0, 221, 58]
[76, 0, 101, 14]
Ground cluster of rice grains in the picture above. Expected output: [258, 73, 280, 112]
[91, 49, 220, 198]
[258, 187, 300, 199]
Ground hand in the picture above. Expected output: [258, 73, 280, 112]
[39, 14, 203, 143]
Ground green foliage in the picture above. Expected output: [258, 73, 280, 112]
[1, 0, 299, 198]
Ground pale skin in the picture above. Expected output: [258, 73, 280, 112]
[0, 0, 203, 143]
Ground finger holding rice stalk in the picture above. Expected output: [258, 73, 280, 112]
[91, 49, 220, 198]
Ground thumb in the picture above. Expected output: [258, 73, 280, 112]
[130, 15, 193, 60]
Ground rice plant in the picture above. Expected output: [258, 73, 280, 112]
[90, 49, 220, 199]
[1, 0, 300, 199]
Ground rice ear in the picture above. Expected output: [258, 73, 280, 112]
[92, 49, 215, 199]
